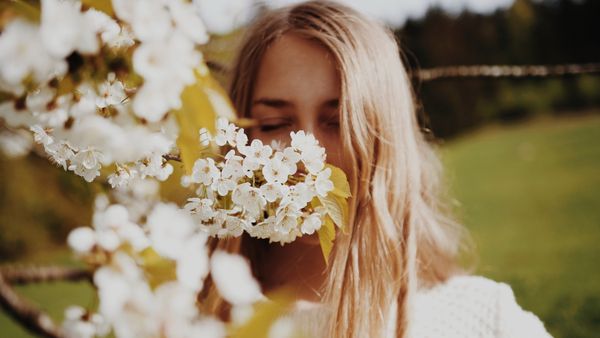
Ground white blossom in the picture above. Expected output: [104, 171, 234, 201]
[259, 182, 289, 203]
[84, 9, 124, 48]
[67, 227, 97, 254]
[239, 139, 273, 171]
[222, 150, 250, 181]
[300, 213, 322, 235]
[69, 148, 103, 182]
[290, 130, 326, 174]
[0, 101, 35, 128]
[46, 141, 76, 170]
[277, 147, 301, 175]
[168, 0, 210, 44]
[314, 167, 334, 197]
[138, 154, 173, 181]
[70, 84, 98, 118]
[130, 0, 172, 43]
[214, 118, 238, 147]
[30, 125, 54, 146]
[94, 253, 154, 327]
[275, 202, 302, 234]
[96, 74, 127, 109]
[0, 130, 32, 158]
[290, 130, 319, 151]
[232, 183, 267, 221]
[210, 250, 264, 306]
[176, 234, 209, 292]
[0, 19, 66, 86]
[191, 158, 220, 185]
[40, 0, 99, 58]
[62, 306, 109, 338]
[108, 166, 137, 189]
[211, 175, 237, 197]
[262, 156, 289, 184]
[302, 149, 326, 174]
[146, 203, 195, 260]
[133, 34, 200, 84]
[286, 182, 314, 208]
[184, 198, 216, 221]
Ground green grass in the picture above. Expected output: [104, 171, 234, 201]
[440, 112, 600, 338]
[1, 113, 599, 337]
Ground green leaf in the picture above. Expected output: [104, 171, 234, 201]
[317, 215, 336, 265]
[173, 63, 235, 174]
[325, 163, 351, 199]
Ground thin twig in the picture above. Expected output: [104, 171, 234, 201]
[163, 153, 182, 162]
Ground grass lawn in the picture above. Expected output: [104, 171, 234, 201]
[440, 112, 600, 338]
[1, 112, 598, 337]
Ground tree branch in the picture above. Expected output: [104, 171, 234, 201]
[0, 266, 92, 338]
[0, 266, 92, 285]
[0, 271, 63, 338]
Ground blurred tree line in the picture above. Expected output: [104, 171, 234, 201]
[397, 0, 600, 139]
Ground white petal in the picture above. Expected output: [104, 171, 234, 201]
[210, 251, 264, 306]
[67, 227, 96, 254]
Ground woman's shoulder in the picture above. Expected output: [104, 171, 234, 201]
[411, 274, 553, 338]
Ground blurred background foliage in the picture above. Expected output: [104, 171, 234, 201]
[400, 0, 600, 138]
[1, 0, 599, 337]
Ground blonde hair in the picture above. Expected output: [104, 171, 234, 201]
[201, 1, 475, 337]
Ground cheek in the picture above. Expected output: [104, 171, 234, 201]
[319, 133, 350, 173]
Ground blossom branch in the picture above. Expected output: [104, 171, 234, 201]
[0, 265, 92, 285]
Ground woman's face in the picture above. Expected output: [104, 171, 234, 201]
[249, 32, 345, 172]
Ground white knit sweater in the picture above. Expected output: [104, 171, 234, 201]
[291, 275, 554, 338]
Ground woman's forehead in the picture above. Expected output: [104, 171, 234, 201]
[253, 32, 340, 101]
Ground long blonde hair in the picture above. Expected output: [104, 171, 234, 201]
[201, 1, 475, 337]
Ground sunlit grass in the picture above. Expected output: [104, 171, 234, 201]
[440, 112, 600, 338]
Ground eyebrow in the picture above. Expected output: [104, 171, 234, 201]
[252, 97, 339, 109]
[252, 98, 292, 108]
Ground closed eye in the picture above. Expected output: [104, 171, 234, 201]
[256, 118, 293, 133]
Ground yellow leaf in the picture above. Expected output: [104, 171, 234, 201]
[172, 63, 235, 174]
[1, 1, 41, 23]
[81, 0, 114, 16]
[229, 288, 299, 338]
[317, 215, 336, 265]
[325, 163, 351, 199]
[139, 247, 177, 290]
[317, 194, 347, 230]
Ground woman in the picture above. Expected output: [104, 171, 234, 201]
[202, 1, 553, 337]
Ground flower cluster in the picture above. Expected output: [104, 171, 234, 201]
[0, 0, 220, 184]
[65, 195, 268, 338]
[0, 2, 349, 337]
[184, 118, 348, 245]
